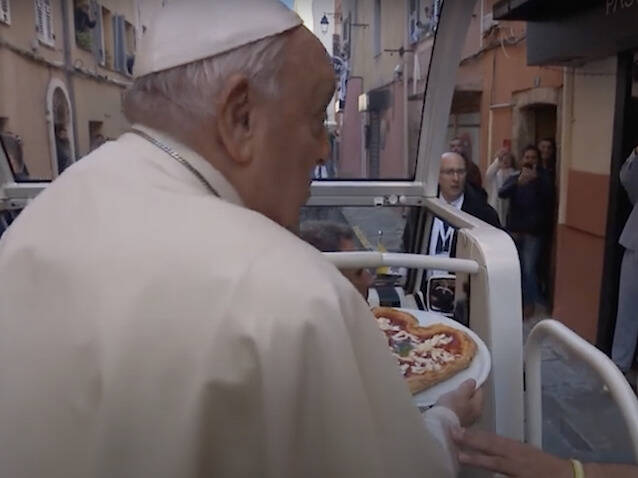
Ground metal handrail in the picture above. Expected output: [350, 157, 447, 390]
[322, 251, 480, 274]
[524, 319, 638, 459]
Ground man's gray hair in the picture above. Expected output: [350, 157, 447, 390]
[299, 220, 355, 252]
[123, 31, 291, 134]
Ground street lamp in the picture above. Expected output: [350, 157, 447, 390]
[320, 14, 329, 34]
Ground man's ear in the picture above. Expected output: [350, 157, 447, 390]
[216, 74, 253, 165]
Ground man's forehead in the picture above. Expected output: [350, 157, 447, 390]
[441, 153, 464, 167]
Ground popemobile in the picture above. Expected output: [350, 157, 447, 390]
[0, 0, 637, 477]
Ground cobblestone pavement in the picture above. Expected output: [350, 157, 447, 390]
[524, 317, 636, 464]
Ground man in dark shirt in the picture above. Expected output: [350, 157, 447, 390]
[499, 145, 554, 318]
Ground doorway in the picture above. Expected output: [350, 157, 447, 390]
[46, 79, 76, 177]
[516, 102, 560, 311]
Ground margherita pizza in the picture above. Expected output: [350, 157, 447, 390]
[372, 307, 477, 394]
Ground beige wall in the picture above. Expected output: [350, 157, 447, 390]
[0, 0, 65, 65]
[568, 57, 617, 175]
[73, 76, 129, 156]
[347, 0, 407, 91]
[0, 0, 136, 179]
[552, 56, 617, 341]
[0, 49, 64, 179]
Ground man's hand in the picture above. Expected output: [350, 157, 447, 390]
[436, 379, 483, 427]
[452, 427, 572, 478]
[517, 167, 536, 185]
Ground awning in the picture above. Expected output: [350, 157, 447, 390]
[493, 0, 599, 21]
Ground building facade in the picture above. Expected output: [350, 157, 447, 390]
[494, 0, 638, 347]
[336, 0, 415, 179]
[0, 0, 139, 180]
[333, 0, 627, 344]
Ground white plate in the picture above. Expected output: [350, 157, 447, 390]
[394, 308, 491, 408]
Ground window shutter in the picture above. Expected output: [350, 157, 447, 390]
[113, 15, 126, 73]
[90, 0, 104, 64]
[43, 0, 53, 44]
[34, 0, 54, 46]
[0, 0, 11, 25]
[35, 0, 44, 35]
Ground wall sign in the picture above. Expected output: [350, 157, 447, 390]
[606, 0, 638, 16]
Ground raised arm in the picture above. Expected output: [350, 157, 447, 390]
[486, 158, 500, 184]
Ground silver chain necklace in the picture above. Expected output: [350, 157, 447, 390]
[130, 128, 220, 198]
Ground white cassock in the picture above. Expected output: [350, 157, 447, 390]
[0, 125, 459, 477]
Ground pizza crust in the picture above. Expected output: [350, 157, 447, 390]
[372, 307, 477, 394]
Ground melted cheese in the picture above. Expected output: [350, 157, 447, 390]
[391, 330, 419, 342]
[413, 334, 453, 355]
[378, 317, 462, 377]
[396, 333, 460, 375]
[377, 317, 401, 332]
[411, 362, 441, 373]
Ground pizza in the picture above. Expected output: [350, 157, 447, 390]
[372, 307, 477, 394]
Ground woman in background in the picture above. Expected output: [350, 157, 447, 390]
[486, 148, 517, 226]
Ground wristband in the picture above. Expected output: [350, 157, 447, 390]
[570, 459, 585, 478]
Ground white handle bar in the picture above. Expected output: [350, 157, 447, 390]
[322, 251, 480, 274]
[525, 319, 638, 459]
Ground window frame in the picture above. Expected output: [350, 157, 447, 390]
[34, 0, 55, 47]
[308, 0, 472, 205]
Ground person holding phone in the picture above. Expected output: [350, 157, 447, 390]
[486, 148, 517, 225]
[499, 145, 554, 318]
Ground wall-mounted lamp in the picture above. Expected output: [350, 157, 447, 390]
[320, 14, 330, 34]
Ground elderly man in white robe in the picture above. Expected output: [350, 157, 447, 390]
[0, 1, 482, 477]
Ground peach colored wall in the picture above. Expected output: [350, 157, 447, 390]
[455, 40, 563, 172]
[489, 106, 513, 158]
[553, 169, 609, 342]
[553, 224, 605, 343]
